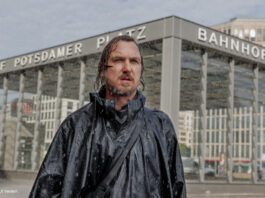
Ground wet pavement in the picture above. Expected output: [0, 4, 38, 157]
[1, 178, 265, 197]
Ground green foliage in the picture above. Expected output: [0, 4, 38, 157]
[179, 143, 191, 157]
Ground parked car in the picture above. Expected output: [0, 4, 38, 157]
[182, 157, 215, 178]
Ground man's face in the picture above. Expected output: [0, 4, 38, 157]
[102, 40, 142, 97]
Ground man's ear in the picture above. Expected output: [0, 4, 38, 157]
[100, 71, 104, 77]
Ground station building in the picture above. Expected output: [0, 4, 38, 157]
[1, 16, 265, 183]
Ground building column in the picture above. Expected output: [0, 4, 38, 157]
[160, 36, 182, 131]
[54, 63, 64, 131]
[0, 75, 8, 168]
[227, 58, 234, 183]
[79, 58, 86, 108]
[31, 69, 43, 171]
[13, 71, 25, 170]
[252, 64, 259, 183]
[199, 49, 207, 182]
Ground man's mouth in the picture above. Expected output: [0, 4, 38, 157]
[120, 75, 133, 81]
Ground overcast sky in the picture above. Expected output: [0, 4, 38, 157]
[0, 0, 264, 60]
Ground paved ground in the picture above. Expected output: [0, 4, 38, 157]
[187, 182, 265, 198]
[0, 178, 34, 198]
[1, 178, 265, 197]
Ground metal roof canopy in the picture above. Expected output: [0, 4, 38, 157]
[1, 16, 265, 75]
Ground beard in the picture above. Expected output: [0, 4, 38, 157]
[104, 74, 138, 96]
[106, 83, 137, 97]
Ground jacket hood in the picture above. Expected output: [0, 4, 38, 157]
[89, 86, 146, 121]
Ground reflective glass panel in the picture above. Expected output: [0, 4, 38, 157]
[40, 65, 58, 156]
[84, 53, 100, 103]
[3, 73, 20, 170]
[0, 75, 3, 114]
[206, 52, 229, 181]
[60, 60, 80, 121]
[258, 67, 265, 179]
[233, 61, 254, 181]
[140, 39, 162, 109]
[17, 69, 38, 170]
[180, 43, 202, 180]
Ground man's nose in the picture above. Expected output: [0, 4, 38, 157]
[122, 60, 132, 72]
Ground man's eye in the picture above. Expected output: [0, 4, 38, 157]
[114, 58, 123, 62]
[131, 59, 139, 63]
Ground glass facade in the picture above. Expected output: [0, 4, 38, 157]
[141, 39, 162, 109]
[0, 39, 162, 172]
[180, 42, 265, 183]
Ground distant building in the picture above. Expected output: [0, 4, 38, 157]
[192, 105, 265, 174]
[178, 111, 193, 147]
[211, 18, 265, 46]
[1, 119, 44, 170]
[24, 95, 80, 153]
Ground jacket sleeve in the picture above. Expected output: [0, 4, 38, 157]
[162, 114, 186, 198]
[29, 119, 74, 198]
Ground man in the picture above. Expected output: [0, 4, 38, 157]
[30, 35, 186, 198]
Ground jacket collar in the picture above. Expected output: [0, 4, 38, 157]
[89, 86, 146, 121]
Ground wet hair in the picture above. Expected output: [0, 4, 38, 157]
[95, 35, 144, 90]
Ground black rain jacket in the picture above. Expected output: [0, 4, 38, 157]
[30, 88, 186, 198]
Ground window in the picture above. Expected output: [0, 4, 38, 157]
[241, 145, 245, 157]
[246, 145, 250, 158]
[250, 29, 256, 41]
[212, 132, 215, 143]
[180, 138, 186, 142]
[206, 145, 210, 157]
[67, 101, 73, 110]
[236, 145, 239, 157]
[222, 117, 225, 129]
[257, 130, 261, 143]
[221, 131, 224, 143]
[242, 116, 245, 128]
[216, 118, 219, 129]
[257, 29, 262, 41]
[246, 116, 250, 128]
[236, 117, 239, 128]
[216, 145, 219, 156]
[246, 130, 250, 143]
[212, 117, 215, 129]
[236, 131, 239, 143]
[244, 29, 249, 40]
[241, 131, 245, 143]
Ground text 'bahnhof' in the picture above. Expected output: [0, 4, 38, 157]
[1, 16, 265, 183]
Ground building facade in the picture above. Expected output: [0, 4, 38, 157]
[1, 16, 265, 183]
[211, 18, 265, 46]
